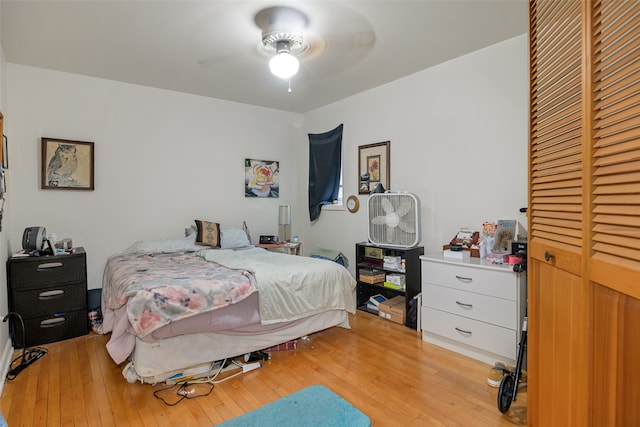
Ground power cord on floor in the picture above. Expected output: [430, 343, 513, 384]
[153, 381, 214, 406]
[152, 356, 265, 406]
[3, 312, 47, 381]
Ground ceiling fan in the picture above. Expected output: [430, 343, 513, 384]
[255, 6, 310, 79]
[195, 3, 376, 84]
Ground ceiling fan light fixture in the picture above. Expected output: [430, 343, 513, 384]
[268, 40, 300, 79]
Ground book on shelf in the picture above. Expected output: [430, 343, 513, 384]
[368, 294, 387, 307]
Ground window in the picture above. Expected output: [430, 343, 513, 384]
[323, 170, 344, 210]
[308, 124, 343, 221]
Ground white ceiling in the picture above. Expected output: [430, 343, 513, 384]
[0, 0, 528, 113]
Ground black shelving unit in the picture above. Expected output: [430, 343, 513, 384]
[355, 242, 424, 329]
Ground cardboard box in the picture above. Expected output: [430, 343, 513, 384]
[359, 268, 386, 284]
[378, 295, 406, 325]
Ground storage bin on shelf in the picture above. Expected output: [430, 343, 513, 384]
[358, 268, 386, 284]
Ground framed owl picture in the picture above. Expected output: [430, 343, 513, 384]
[41, 138, 94, 190]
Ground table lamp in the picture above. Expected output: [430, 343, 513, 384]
[278, 205, 291, 242]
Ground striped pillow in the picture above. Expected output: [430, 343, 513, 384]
[194, 220, 221, 248]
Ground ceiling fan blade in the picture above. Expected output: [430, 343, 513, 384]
[190, 3, 376, 83]
[322, 30, 376, 50]
[197, 52, 245, 68]
[254, 6, 309, 33]
[295, 30, 376, 78]
[188, 2, 260, 70]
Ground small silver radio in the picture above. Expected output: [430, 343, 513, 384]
[22, 226, 47, 251]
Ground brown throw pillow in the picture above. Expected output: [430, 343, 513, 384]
[194, 220, 221, 248]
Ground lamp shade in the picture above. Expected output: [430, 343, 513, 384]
[269, 52, 300, 79]
[278, 205, 291, 225]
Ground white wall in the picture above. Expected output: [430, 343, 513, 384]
[0, 3, 14, 396]
[6, 65, 305, 289]
[301, 35, 529, 272]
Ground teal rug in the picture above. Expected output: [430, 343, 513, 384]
[217, 385, 370, 426]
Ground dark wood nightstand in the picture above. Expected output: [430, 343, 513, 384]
[6, 248, 88, 347]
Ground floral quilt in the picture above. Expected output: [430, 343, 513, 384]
[102, 252, 258, 338]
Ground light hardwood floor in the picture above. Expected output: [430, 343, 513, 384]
[0, 312, 526, 426]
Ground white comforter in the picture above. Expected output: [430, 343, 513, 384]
[202, 247, 356, 324]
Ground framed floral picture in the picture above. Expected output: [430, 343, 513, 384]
[358, 141, 390, 194]
[245, 158, 279, 198]
[41, 138, 94, 190]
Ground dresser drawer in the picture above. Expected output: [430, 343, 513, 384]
[11, 283, 87, 319]
[422, 283, 517, 329]
[422, 307, 517, 359]
[9, 309, 88, 348]
[422, 260, 516, 300]
[8, 255, 86, 288]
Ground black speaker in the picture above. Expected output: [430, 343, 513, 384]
[510, 241, 527, 256]
[259, 235, 279, 244]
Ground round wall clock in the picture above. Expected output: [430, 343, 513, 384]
[346, 195, 360, 213]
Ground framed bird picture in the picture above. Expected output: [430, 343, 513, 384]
[41, 138, 94, 190]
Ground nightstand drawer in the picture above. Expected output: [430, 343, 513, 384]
[11, 283, 87, 319]
[10, 309, 88, 348]
[422, 307, 516, 359]
[422, 283, 517, 329]
[422, 261, 516, 300]
[8, 255, 86, 288]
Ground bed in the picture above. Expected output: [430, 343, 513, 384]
[101, 225, 356, 383]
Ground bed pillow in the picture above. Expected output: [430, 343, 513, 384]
[221, 227, 252, 249]
[124, 235, 200, 254]
[186, 225, 250, 249]
[194, 220, 221, 248]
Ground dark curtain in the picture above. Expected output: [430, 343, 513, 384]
[308, 124, 343, 222]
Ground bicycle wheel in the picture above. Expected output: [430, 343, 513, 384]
[497, 374, 514, 413]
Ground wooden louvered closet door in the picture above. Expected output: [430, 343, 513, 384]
[590, 0, 640, 424]
[528, 1, 591, 425]
[528, 0, 640, 425]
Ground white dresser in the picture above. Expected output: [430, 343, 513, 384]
[420, 253, 526, 365]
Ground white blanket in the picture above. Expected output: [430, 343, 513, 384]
[202, 247, 356, 324]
